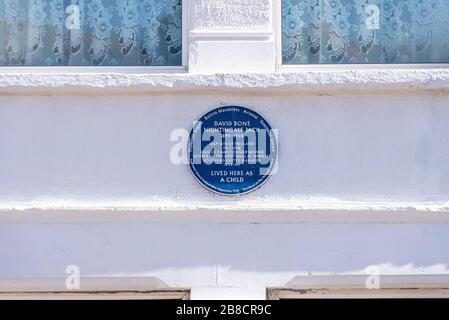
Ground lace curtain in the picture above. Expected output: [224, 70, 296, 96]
[0, 0, 182, 66]
[282, 0, 449, 64]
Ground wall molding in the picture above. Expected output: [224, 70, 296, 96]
[268, 275, 449, 299]
[189, 29, 273, 41]
[0, 69, 449, 95]
[0, 276, 169, 292]
[0, 276, 190, 299]
[1, 209, 449, 224]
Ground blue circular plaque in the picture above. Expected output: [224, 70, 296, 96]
[188, 105, 277, 195]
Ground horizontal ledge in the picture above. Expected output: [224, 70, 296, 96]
[283, 274, 449, 289]
[1, 69, 449, 95]
[190, 29, 273, 35]
[189, 29, 273, 40]
[269, 275, 449, 298]
[1, 208, 449, 224]
[1, 198, 449, 213]
[0, 276, 188, 294]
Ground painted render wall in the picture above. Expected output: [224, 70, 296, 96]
[1, 0, 449, 299]
[1, 92, 449, 208]
[1, 90, 449, 299]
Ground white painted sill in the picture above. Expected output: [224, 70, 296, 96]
[1, 69, 449, 95]
[267, 274, 449, 299]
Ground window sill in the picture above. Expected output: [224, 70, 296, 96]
[0, 69, 449, 95]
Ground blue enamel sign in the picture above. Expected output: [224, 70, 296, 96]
[188, 105, 277, 195]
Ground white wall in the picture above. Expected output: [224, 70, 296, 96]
[1, 92, 449, 208]
[2, 214, 449, 299]
[1, 91, 449, 299]
[1, 0, 449, 299]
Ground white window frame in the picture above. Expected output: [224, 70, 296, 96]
[0, 0, 189, 74]
[274, 0, 449, 71]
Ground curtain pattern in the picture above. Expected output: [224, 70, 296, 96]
[0, 0, 182, 66]
[282, 0, 449, 64]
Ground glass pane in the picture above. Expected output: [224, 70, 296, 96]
[0, 0, 182, 66]
[282, 0, 449, 64]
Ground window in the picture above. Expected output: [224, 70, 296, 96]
[281, 0, 449, 64]
[0, 0, 182, 66]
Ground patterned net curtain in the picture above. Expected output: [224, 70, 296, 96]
[0, 0, 182, 66]
[282, 0, 449, 64]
